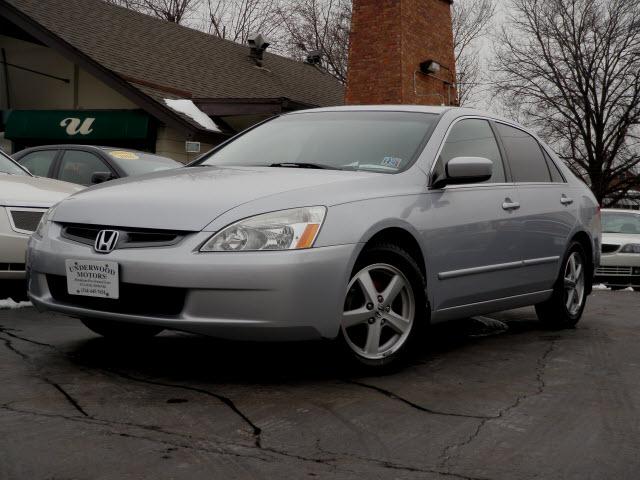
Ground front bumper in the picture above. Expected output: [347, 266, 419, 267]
[595, 254, 640, 287]
[0, 208, 28, 280]
[28, 223, 360, 340]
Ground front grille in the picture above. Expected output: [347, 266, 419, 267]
[46, 274, 186, 316]
[596, 266, 633, 276]
[8, 208, 45, 233]
[60, 223, 188, 249]
[0, 263, 26, 271]
[601, 244, 620, 254]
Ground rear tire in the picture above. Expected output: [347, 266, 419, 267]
[535, 241, 587, 329]
[338, 243, 428, 370]
[81, 318, 163, 340]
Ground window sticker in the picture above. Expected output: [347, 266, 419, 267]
[109, 150, 139, 160]
[381, 157, 402, 169]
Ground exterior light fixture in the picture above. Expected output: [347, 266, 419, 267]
[420, 60, 441, 75]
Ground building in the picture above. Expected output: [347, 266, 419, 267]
[346, 0, 457, 106]
[0, 0, 344, 162]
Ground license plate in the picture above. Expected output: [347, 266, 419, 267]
[65, 260, 119, 299]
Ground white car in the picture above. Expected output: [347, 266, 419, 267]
[1, 150, 83, 300]
[595, 208, 640, 291]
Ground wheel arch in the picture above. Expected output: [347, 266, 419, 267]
[359, 226, 427, 278]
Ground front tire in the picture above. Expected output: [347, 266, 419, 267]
[535, 242, 587, 329]
[339, 243, 428, 369]
[81, 318, 163, 340]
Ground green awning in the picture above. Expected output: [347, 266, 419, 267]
[5, 109, 150, 141]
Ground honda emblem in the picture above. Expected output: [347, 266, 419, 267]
[94, 230, 119, 253]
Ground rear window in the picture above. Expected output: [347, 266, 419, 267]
[197, 111, 438, 173]
[106, 151, 181, 176]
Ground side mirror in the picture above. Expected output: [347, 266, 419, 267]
[91, 171, 115, 184]
[431, 157, 493, 189]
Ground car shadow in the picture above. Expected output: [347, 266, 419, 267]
[68, 310, 547, 384]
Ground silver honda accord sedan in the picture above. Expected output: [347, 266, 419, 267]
[27, 106, 601, 368]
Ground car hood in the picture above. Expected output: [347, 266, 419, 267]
[602, 232, 640, 246]
[0, 174, 84, 207]
[52, 166, 381, 231]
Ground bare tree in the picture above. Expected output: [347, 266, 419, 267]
[451, 0, 496, 105]
[102, 0, 143, 8]
[279, 0, 352, 84]
[103, 0, 201, 24]
[139, 0, 202, 24]
[494, 0, 640, 206]
[206, 0, 283, 45]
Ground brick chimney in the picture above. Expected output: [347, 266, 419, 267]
[345, 0, 457, 106]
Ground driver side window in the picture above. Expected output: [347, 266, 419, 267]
[440, 119, 506, 183]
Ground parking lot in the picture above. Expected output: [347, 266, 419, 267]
[1, 290, 639, 479]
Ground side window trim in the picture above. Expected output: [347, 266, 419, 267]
[50, 149, 64, 179]
[540, 146, 567, 183]
[493, 120, 554, 184]
[431, 116, 508, 186]
[488, 120, 513, 183]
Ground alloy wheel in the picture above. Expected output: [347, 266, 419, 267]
[342, 263, 415, 360]
[564, 251, 585, 316]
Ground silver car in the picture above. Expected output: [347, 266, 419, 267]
[27, 106, 601, 368]
[1, 151, 83, 301]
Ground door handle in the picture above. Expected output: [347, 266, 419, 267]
[561, 195, 574, 205]
[502, 199, 520, 211]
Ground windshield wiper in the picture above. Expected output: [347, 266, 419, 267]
[269, 162, 335, 170]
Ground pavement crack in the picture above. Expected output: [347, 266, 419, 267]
[0, 326, 57, 349]
[438, 341, 557, 468]
[344, 379, 494, 420]
[0, 325, 264, 448]
[0, 334, 30, 360]
[99, 368, 263, 448]
[47, 380, 90, 417]
[314, 442, 494, 480]
[0, 331, 90, 418]
[1, 404, 337, 468]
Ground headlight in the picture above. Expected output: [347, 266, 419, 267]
[33, 204, 58, 239]
[201, 206, 326, 252]
[620, 243, 640, 254]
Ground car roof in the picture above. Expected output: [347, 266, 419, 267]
[296, 105, 453, 114]
[285, 105, 525, 126]
[601, 209, 640, 214]
[16, 145, 142, 153]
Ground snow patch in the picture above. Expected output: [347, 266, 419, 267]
[163, 99, 221, 133]
[593, 284, 610, 290]
[0, 298, 32, 309]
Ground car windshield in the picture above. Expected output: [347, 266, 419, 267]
[105, 150, 181, 176]
[196, 111, 438, 173]
[0, 151, 29, 176]
[602, 211, 640, 234]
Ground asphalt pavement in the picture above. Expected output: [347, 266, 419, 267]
[1, 291, 639, 480]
